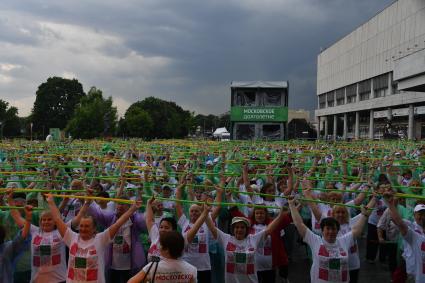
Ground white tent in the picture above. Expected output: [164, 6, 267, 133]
[213, 127, 230, 138]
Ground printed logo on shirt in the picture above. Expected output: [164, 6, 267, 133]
[185, 225, 207, 254]
[317, 245, 349, 282]
[67, 243, 98, 281]
[32, 234, 62, 267]
[154, 271, 194, 282]
[225, 241, 255, 275]
[148, 242, 161, 262]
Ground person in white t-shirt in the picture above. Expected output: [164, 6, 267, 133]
[175, 175, 223, 283]
[303, 186, 375, 283]
[205, 204, 288, 283]
[146, 196, 210, 263]
[288, 183, 371, 283]
[7, 189, 90, 283]
[383, 189, 425, 283]
[46, 193, 143, 283]
[128, 231, 197, 283]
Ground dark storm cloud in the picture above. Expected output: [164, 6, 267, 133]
[0, 0, 395, 116]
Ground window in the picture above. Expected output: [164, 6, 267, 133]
[235, 90, 256, 106]
[373, 74, 388, 98]
[259, 91, 282, 106]
[236, 124, 255, 140]
[336, 88, 345, 105]
[346, 84, 356, 104]
[262, 124, 281, 140]
[319, 94, 326, 109]
[359, 80, 371, 101]
[327, 92, 335, 107]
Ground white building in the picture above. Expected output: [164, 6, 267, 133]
[315, 0, 425, 140]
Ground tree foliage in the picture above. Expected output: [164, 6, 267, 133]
[0, 99, 21, 137]
[194, 112, 230, 134]
[65, 87, 117, 139]
[120, 97, 193, 139]
[119, 106, 153, 138]
[31, 77, 86, 134]
[288, 118, 317, 139]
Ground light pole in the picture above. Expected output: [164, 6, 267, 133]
[30, 123, 33, 141]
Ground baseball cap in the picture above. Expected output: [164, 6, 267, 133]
[414, 204, 425, 213]
[231, 217, 250, 227]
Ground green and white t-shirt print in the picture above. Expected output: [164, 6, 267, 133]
[63, 228, 111, 283]
[304, 229, 353, 283]
[216, 228, 266, 283]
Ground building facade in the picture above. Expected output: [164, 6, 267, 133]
[315, 0, 425, 140]
[230, 81, 288, 140]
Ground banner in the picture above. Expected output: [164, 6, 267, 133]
[230, 106, 288, 122]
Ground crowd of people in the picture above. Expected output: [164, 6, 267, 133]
[1, 139, 425, 283]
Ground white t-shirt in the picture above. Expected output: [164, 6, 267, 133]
[147, 225, 161, 262]
[304, 229, 353, 283]
[30, 225, 67, 283]
[63, 228, 111, 283]
[217, 229, 266, 283]
[403, 226, 425, 283]
[250, 224, 272, 271]
[338, 215, 361, 270]
[141, 258, 197, 283]
[111, 219, 132, 270]
[178, 214, 211, 271]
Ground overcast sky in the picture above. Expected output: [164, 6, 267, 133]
[0, 0, 394, 117]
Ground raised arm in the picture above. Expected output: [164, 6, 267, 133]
[302, 182, 323, 221]
[264, 207, 289, 236]
[145, 196, 155, 232]
[175, 175, 187, 219]
[46, 193, 68, 237]
[186, 203, 209, 243]
[211, 177, 224, 221]
[7, 190, 26, 228]
[351, 205, 371, 238]
[205, 213, 218, 239]
[71, 200, 91, 229]
[288, 195, 307, 238]
[108, 200, 142, 239]
[21, 205, 32, 239]
[383, 189, 408, 236]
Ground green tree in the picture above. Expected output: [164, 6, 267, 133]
[124, 97, 193, 139]
[31, 77, 86, 134]
[0, 99, 21, 138]
[65, 87, 117, 139]
[120, 107, 153, 138]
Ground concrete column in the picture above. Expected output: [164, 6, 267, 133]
[333, 115, 337, 141]
[387, 108, 392, 121]
[370, 78, 375, 99]
[318, 117, 322, 139]
[356, 83, 360, 103]
[355, 111, 360, 139]
[324, 117, 329, 140]
[344, 87, 347, 104]
[408, 104, 414, 140]
[343, 113, 348, 140]
[369, 110, 374, 139]
[388, 72, 393, 95]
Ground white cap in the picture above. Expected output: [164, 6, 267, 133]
[414, 204, 425, 213]
[250, 184, 260, 191]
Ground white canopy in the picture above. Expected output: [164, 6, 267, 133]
[213, 127, 230, 137]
